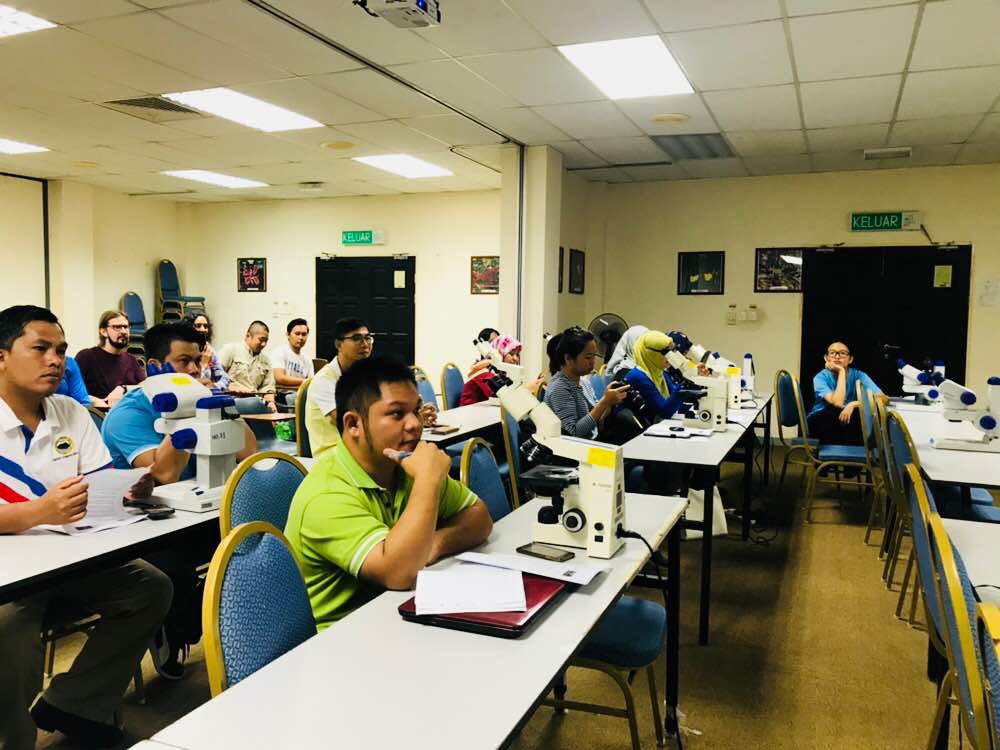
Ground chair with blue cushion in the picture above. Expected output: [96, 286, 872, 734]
[773, 369, 819, 497]
[857, 383, 889, 543]
[459, 438, 510, 521]
[413, 369, 438, 411]
[119, 291, 147, 356]
[295, 378, 312, 459]
[906, 465, 951, 659]
[157, 258, 205, 322]
[974, 601, 1000, 749]
[498, 407, 522, 509]
[440, 363, 464, 410]
[203, 521, 316, 697]
[234, 397, 297, 455]
[220, 451, 308, 535]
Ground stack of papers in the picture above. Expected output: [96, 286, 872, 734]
[645, 422, 714, 439]
[456, 552, 610, 586]
[415, 563, 526, 615]
[40, 469, 149, 535]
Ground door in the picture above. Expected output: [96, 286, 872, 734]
[315, 256, 416, 364]
[798, 245, 971, 401]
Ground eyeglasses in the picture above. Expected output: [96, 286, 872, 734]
[105, 324, 130, 331]
[827, 350, 850, 358]
[340, 334, 374, 344]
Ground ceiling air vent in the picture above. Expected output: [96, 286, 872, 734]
[864, 146, 911, 161]
[100, 97, 206, 123]
[651, 133, 733, 160]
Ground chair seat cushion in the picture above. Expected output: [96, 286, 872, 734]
[968, 503, 1000, 523]
[817, 444, 867, 463]
[930, 483, 996, 510]
[579, 596, 666, 668]
[788, 437, 819, 447]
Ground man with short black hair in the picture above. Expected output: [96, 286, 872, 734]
[219, 321, 277, 412]
[75, 310, 145, 407]
[285, 356, 492, 629]
[0, 305, 172, 750]
[272, 318, 314, 391]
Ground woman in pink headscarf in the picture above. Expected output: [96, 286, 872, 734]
[458, 335, 543, 406]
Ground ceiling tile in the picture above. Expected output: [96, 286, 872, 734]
[474, 107, 570, 145]
[897, 67, 1000, 120]
[38, 102, 197, 145]
[704, 85, 801, 131]
[681, 157, 748, 178]
[157, 117, 261, 139]
[337, 120, 449, 151]
[956, 141, 1000, 165]
[268, 125, 384, 156]
[878, 144, 959, 168]
[970, 113, 1000, 142]
[389, 59, 521, 114]
[807, 123, 889, 151]
[624, 163, 689, 181]
[401, 115, 505, 147]
[580, 136, 668, 164]
[616, 94, 719, 135]
[811, 150, 879, 172]
[800, 75, 901, 128]
[573, 167, 632, 183]
[504, 0, 658, 45]
[7, 0, 138, 23]
[159, 133, 318, 167]
[727, 130, 806, 157]
[222, 160, 376, 185]
[533, 102, 641, 140]
[667, 21, 792, 90]
[645, 1, 781, 32]
[743, 154, 812, 175]
[412, 0, 549, 55]
[791, 5, 916, 82]
[0, 72, 86, 112]
[910, 0, 1000, 71]
[786, 0, 911, 14]
[310, 69, 450, 119]
[414, 150, 502, 182]
[131, 0, 201, 6]
[238, 77, 383, 126]
[889, 115, 982, 146]
[51, 145, 176, 173]
[549, 141, 606, 168]
[162, 0, 363, 77]
[462, 49, 603, 107]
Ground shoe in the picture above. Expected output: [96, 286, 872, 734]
[30, 698, 123, 749]
[150, 628, 186, 681]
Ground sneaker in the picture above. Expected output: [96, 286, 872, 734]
[150, 628, 186, 681]
[30, 698, 123, 749]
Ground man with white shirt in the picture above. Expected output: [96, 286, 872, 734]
[272, 318, 314, 403]
[0, 305, 171, 750]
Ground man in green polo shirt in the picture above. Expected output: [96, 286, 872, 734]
[285, 356, 493, 629]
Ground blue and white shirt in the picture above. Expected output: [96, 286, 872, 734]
[102, 388, 195, 480]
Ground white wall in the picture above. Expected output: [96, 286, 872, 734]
[558, 172, 607, 334]
[0, 174, 46, 309]
[177, 191, 501, 388]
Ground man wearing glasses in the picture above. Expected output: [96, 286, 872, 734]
[74, 310, 145, 408]
[807, 341, 889, 445]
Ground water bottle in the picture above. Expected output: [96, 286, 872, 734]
[742, 353, 755, 394]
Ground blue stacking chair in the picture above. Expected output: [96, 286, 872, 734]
[773, 369, 819, 497]
[974, 602, 1000, 748]
[219, 452, 308, 535]
[157, 258, 205, 322]
[119, 291, 147, 356]
[459, 438, 510, 521]
[498, 407, 522, 508]
[412, 368, 439, 410]
[203, 522, 316, 697]
[295, 378, 312, 459]
[234, 397, 297, 455]
[440, 363, 464, 410]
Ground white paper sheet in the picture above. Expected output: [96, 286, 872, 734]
[415, 562, 526, 615]
[727, 410, 756, 428]
[456, 551, 609, 586]
[645, 422, 714, 438]
[40, 468, 150, 535]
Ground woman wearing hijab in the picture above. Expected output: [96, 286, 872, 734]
[622, 330, 685, 420]
[459, 334, 543, 405]
[605, 325, 648, 377]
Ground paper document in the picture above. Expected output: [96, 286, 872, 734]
[415, 563, 526, 616]
[41, 468, 150, 535]
[727, 410, 756, 428]
[645, 422, 714, 438]
[456, 552, 609, 586]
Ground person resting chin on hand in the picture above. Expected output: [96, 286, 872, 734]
[806, 341, 889, 446]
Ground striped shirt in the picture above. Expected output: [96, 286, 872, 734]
[544, 371, 599, 438]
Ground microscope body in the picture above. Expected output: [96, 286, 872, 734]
[933, 377, 1000, 453]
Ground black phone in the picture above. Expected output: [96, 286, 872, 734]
[516, 542, 575, 563]
[146, 507, 175, 520]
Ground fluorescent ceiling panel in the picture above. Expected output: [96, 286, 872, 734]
[0, 137, 48, 154]
[352, 154, 452, 179]
[162, 170, 267, 188]
[0, 5, 55, 38]
[163, 88, 323, 132]
[557, 35, 693, 100]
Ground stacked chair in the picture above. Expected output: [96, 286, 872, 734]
[119, 291, 147, 358]
[157, 258, 205, 323]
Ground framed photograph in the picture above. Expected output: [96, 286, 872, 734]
[677, 251, 724, 295]
[558, 246, 564, 294]
[237, 257, 267, 293]
[569, 248, 585, 294]
[755, 248, 803, 293]
[470, 255, 500, 295]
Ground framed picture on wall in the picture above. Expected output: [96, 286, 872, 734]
[470, 255, 500, 294]
[558, 246, 564, 293]
[677, 251, 724, 295]
[237, 257, 267, 292]
[755, 248, 803, 292]
[569, 248, 585, 294]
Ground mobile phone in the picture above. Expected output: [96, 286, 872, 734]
[516, 542, 575, 563]
[146, 507, 175, 520]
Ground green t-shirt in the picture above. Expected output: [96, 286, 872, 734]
[285, 441, 480, 630]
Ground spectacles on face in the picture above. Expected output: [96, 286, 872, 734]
[340, 334, 374, 344]
[827, 350, 850, 358]
[106, 324, 130, 331]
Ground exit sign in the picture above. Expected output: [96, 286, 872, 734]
[849, 211, 920, 232]
[342, 229, 385, 246]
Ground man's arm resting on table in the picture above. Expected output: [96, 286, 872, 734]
[131, 421, 256, 482]
[428, 500, 492, 566]
[273, 368, 304, 388]
[0, 477, 88, 534]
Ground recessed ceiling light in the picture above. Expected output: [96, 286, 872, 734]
[0, 137, 48, 154]
[162, 170, 268, 189]
[558, 35, 693, 100]
[321, 140, 355, 151]
[353, 154, 452, 179]
[162, 88, 322, 132]
[0, 5, 55, 38]
[650, 113, 690, 124]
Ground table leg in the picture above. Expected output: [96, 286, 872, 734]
[665, 523, 681, 737]
[763, 399, 772, 487]
[699, 468, 716, 646]
[742, 428, 753, 542]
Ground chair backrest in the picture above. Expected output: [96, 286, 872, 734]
[774, 369, 801, 434]
[906, 465, 947, 648]
[975, 602, 1000, 747]
[441, 363, 464, 410]
[220, 452, 308, 535]
[87, 406, 105, 431]
[295, 378, 312, 459]
[857, 382, 876, 452]
[537, 384, 546, 403]
[158, 258, 181, 298]
[203, 522, 316, 696]
[415, 372, 438, 411]
[312, 358, 328, 373]
[589, 372, 607, 400]
[871, 397, 893, 493]
[460, 438, 510, 521]
[499, 407, 522, 509]
[884, 410, 920, 500]
[120, 292, 146, 331]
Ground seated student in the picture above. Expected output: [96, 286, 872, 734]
[622, 330, 685, 421]
[285, 356, 492, 629]
[459, 335, 543, 406]
[0, 305, 171, 750]
[544, 327, 630, 439]
[55, 355, 95, 407]
[185, 311, 229, 391]
[467, 327, 501, 377]
[605, 325, 648, 378]
[75, 310, 145, 407]
[271, 318, 314, 396]
[218, 321, 277, 411]
[807, 341, 890, 445]
[102, 322, 257, 677]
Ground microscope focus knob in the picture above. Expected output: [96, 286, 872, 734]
[537, 505, 560, 525]
[562, 508, 586, 533]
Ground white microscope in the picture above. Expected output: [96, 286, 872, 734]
[668, 331, 750, 410]
[931, 377, 1000, 453]
[897, 359, 944, 404]
[144, 373, 247, 511]
[665, 350, 728, 431]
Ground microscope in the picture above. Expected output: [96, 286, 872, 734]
[144, 373, 247, 511]
[669, 331, 751, 409]
[897, 358, 944, 405]
[932, 377, 1000, 453]
[665, 350, 728, 431]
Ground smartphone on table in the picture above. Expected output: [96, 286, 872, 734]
[516, 542, 575, 563]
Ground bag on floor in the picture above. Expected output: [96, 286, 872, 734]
[684, 487, 728, 540]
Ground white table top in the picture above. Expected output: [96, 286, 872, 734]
[942, 518, 1000, 606]
[889, 397, 943, 414]
[422, 402, 501, 443]
[893, 408, 1000, 488]
[154, 493, 687, 750]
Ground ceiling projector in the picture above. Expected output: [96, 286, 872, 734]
[365, 0, 440, 28]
